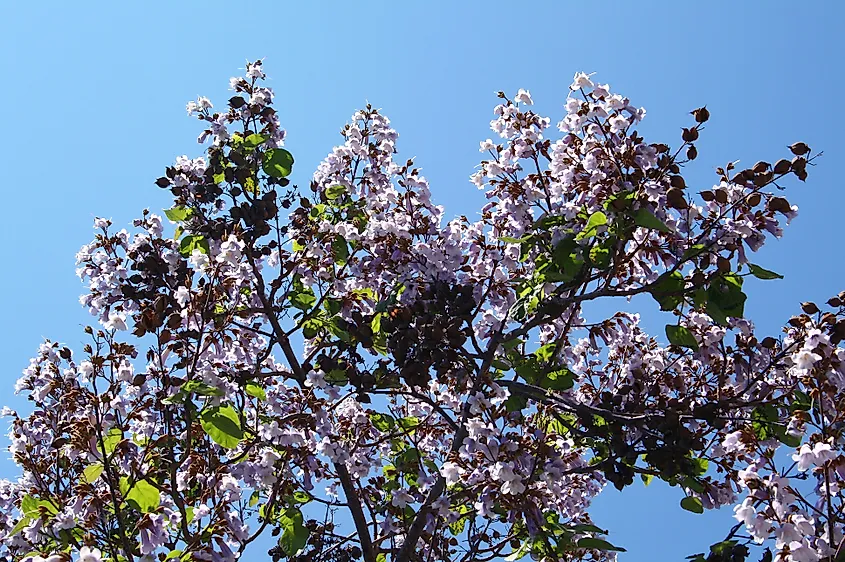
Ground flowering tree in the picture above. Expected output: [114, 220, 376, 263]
[1, 60, 842, 562]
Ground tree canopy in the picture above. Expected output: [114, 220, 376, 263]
[1, 61, 842, 562]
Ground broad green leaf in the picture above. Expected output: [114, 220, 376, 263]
[126, 479, 160, 513]
[290, 288, 317, 311]
[576, 211, 608, 240]
[370, 413, 396, 432]
[182, 380, 224, 396]
[650, 271, 685, 311]
[691, 457, 709, 476]
[165, 550, 183, 560]
[534, 343, 557, 363]
[641, 473, 654, 486]
[292, 491, 311, 504]
[500, 234, 534, 244]
[8, 515, 33, 536]
[326, 184, 346, 199]
[164, 206, 193, 223]
[577, 537, 627, 552]
[542, 369, 574, 391]
[302, 318, 322, 339]
[83, 463, 104, 484]
[278, 508, 309, 556]
[706, 273, 746, 325]
[263, 148, 295, 178]
[200, 405, 243, 449]
[245, 382, 266, 401]
[180, 235, 209, 257]
[505, 394, 528, 412]
[748, 263, 783, 280]
[332, 236, 350, 266]
[589, 245, 611, 268]
[681, 496, 704, 514]
[634, 208, 671, 232]
[103, 427, 123, 454]
[666, 325, 700, 351]
[243, 133, 267, 149]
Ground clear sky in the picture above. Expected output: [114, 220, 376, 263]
[1, 1, 843, 560]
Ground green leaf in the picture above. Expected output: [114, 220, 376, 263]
[691, 457, 709, 476]
[748, 263, 784, 280]
[82, 463, 104, 484]
[571, 523, 608, 534]
[680, 496, 704, 514]
[397, 416, 420, 432]
[332, 236, 350, 266]
[589, 245, 611, 269]
[278, 508, 309, 556]
[500, 234, 534, 244]
[634, 208, 671, 232]
[292, 491, 311, 504]
[103, 428, 124, 454]
[20, 495, 39, 516]
[243, 133, 267, 150]
[650, 271, 685, 311]
[8, 515, 33, 536]
[326, 184, 347, 200]
[125, 479, 160, 513]
[370, 413, 396, 432]
[576, 537, 626, 552]
[245, 382, 266, 401]
[576, 211, 608, 240]
[706, 273, 746, 325]
[180, 235, 209, 257]
[505, 394, 528, 412]
[165, 550, 183, 560]
[666, 325, 699, 351]
[542, 369, 575, 391]
[302, 318, 322, 339]
[182, 380, 224, 396]
[641, 473, 654, 486]
[290, 288, 317, 311]
[534, 343, 557, 363]
[263, 148, 295, 178]
[164, 206, 193, 223]
[200, 405, 243, 449]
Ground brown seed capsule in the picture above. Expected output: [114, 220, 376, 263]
[692, 107, 710, 123]
[801, 301, 820, 315]
[686, 145, 698, 160]
[670, 175, 686, 189]
[714, 190, 728, 205]
[828, 297, 842, 308]
[682, 127, 699, 142]
[768, 197, 791, 214]
[789, 142, 810, 156]
[752, 161, 770, 174]
[717, 257, 731, 272]
[667, 188, 688, 209]
[774, 159, 792, 174]
[747, 193, 761, 207]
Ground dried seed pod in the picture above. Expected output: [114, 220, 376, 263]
[789, 142, 810, 155]
[773, 159, 792, 174]
[692, 107, 710, 123]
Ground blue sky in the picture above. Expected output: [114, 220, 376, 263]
[1, 1, 843, 560]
